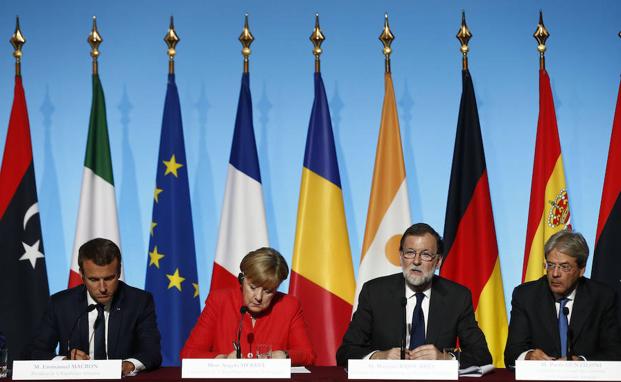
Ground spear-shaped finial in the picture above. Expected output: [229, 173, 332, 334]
[533, 10, 550, 70]
[379, 13, 394, 74]
[10, 16, 26, 76]
[310, 14, 325, 73]
[239, 13, 254, 73]
[456, 11, 472, 71]
[87, 16, 103, 75]
[164, 16, 180, 74]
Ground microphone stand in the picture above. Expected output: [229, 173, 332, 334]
[67, 304, 97, 358]
[400, 297, 407, 360]
[234, 306, 248, 359]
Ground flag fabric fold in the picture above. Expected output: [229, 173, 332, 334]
[145, 74, 200, 366]
[522, 69, 571, 282]
[211, 72, 268, 291]
[440, 70, 508, 367]
[0, 76, 50, 362]
[289, 72, 355, 366]
[592, 79, 621, 325]
[69, 74, 122, 287]
[355, 72, 411, 311]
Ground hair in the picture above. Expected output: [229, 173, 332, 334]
[544, 230, 589, 269]
[399, 223, 444, 256]
[78, 238, 122, 274]
[239, 247, 289, 291]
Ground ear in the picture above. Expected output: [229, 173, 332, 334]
[238, 273, 245, 284]
[436, 256, 443, 270]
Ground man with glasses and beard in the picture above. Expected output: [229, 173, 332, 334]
[336, 223, 492, 368]
[504, 230, 621, 366]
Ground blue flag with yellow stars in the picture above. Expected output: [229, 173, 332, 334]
[145, 74, 200, 366]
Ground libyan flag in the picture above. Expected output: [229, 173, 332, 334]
[0, 76, 50, 362]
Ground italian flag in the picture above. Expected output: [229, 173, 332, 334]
[68, 74, 121, 287]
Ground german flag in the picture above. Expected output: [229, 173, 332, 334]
[592, 80, 621, 325]
[523, 69, 571, 282]
[289, 72, 355, 366]
[440, 69, 507, 367]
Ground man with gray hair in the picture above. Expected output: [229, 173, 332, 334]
[505, 230, 621, 366]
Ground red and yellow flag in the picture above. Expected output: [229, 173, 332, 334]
[523, 69, 571, 282]
[289, 73, 355, 366]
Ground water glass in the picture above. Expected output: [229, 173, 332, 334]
[0, 348, 8, 379]
[256, 344, 272, 359]
[442, 347, 461, 365]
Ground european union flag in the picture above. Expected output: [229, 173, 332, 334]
[145, 74, 200, 366]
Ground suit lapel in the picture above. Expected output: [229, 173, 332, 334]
[539, 277, 561, 355]
[568, 278, 589, 343]
[426, 276, 446, 345]
[107, 282, 124, 358]
[392, 275, 407, 346]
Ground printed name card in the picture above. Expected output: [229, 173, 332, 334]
[516, 360, 621, 381]
[181, 358, 291, 379]
[348, 359, 458, 380]
[12, 360, 121, 380]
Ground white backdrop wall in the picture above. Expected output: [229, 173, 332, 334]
[1, 0, 620, 318]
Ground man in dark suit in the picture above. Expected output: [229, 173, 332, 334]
[337, 223, 492, 368]
[505, 230, 621, 366]
[30, 238, 162, 376]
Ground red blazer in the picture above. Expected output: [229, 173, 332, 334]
[180, 288, 315, 366]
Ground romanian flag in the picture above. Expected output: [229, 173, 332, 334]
[289, 72, 355, 366]
[355, 72, 410, 311]
[440, 69, 507, 367]
[592, 80, 621, 325]
[522, 69, 571, 282]
[69, 73, 122, 287]
[211, 72, 268, 290]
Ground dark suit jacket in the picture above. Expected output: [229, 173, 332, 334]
[336, 273, 492, 368]
[29, 282, 162, 370]
[504, 276, 621, 366]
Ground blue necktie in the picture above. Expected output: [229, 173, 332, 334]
[94, 304, 106, 359]
[409, 292, 425, 350]
[558, 298, 569, 358]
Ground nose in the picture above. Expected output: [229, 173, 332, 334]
[254, 288, 264, 302]
[551, 266, 561, 277]
[98, 280, 107, 292]
[412, 254, 422, 266]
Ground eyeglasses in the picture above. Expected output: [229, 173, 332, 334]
[401, 250, 438, 262]
[545, 262, 575, 273]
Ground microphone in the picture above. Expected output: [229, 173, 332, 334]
[67, 304, 97, 358]
[400, 297, 407, 360]
[234, 306, 248, 359]
[563, 307, 573, 359]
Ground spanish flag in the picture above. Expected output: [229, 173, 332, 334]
[523, 69, 571, 282]
[440, 69, 507, 367]
[355, 72, 411, 311]
[289, 72, 355, 366]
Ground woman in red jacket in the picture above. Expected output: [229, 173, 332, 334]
[180, 247, 315, 366]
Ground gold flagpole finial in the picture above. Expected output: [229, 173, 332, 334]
[533, 10, 550, 70]
[164, 16, 180, 74]
[379, 13, 394, 74]
[10, 16, 26, 76]
[310, 14, 325, 73]
[456, 11, 472, 71]
[239, 13, 254, 74]
[87, 16, 103, 75]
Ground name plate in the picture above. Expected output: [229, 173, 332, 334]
[12, 360, 121, 380]
[516, 360, 621, 381]
[348, 360, 458, 380]
[181, 358, 291, 379]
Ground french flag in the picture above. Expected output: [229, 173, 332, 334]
[211, 72, 268, 290]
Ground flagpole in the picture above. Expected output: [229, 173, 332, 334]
[239, 14, 254, 73]
[87, 16, 102, 75]
[456, 11, 472, 71]
[379, 13, 394, 74]
[533, 11, 549, 70]
[10, 16, 25, 77]
[310, 14, 324, 73]
[164, 16, 179, 75]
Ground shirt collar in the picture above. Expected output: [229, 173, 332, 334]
[404, 280, 432, 300]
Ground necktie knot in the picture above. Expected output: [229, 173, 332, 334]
[415, 292, 425, 303]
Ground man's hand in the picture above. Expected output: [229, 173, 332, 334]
[370, 348, 402, 360]
[121, 361, 135, 376]
[407, 344, 444, 360]
[68, 349, 90, 360]
[525, 349, 556, 360]
[271, 350, 287, 359]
